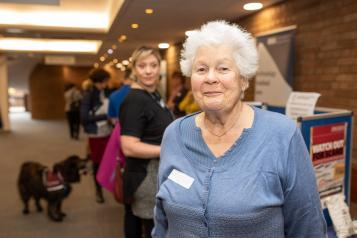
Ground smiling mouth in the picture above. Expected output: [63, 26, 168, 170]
[203, 92, 222, 97]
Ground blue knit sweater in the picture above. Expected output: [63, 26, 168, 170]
[153, 107, 326, 237]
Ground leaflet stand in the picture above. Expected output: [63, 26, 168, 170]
[265, 105, 354, 233]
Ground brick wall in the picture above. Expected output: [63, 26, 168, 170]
[238, 0, 357, 153]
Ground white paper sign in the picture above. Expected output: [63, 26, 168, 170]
[325, 194, 355, 238]
[285, 92, 320, 120]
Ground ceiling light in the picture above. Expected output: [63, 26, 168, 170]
[145, 9, 154, 14]
[118, 35, 127, 43]
[112, 44, 117, 50]
[6, 28, 25, 34]
[100, 56, 106, 62]
[0, 38, 101, 53]
[94, 63, 99, 68]
[107, 49, 113, 54]
[113, 59, 118, 64]
[158, 43, 170, 49]
[0, 9, 109, 30]
[243, 2, 263, 11]
[122, 60, 129, 65]
[8, 87, 16, 95]
[185, 30, 196, 37]
[131, 23, 139, 29]
[116, 63, 123, 68]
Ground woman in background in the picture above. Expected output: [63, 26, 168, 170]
[119, 46, 174, 237]
[80, 68, 112, 204]
[64, 83, 82, 140]
[167, 71, 188, 118]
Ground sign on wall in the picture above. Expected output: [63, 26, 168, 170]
[310, 122, 347, 200]
[255, 26, 296, 106]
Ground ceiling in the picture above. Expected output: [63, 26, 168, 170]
[0, 0, 283, 67]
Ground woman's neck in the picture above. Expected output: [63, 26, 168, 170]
[132, 81, 156, 93]
[204, 101, 243, 126]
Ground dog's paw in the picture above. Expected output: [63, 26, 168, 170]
[22, 209, 29, 215]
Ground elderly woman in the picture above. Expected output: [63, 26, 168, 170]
[152, 21, 326, 237]
[119, 46, 174, 238]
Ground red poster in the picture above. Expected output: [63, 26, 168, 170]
[310, 122, 347, 199]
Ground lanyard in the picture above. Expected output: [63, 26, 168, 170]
[146, 91, 175, 119]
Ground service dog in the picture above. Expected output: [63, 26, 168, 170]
[18, 155, 89, 222]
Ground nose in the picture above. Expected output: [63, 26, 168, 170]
[204, 69, 218, 84]
[145, 65, 154, 75]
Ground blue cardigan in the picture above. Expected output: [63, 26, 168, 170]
[153, 107, 326, 237]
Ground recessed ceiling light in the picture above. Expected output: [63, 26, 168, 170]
[116, 63, 123, 68]
[122, 60, 129, 65]
[113, 59, 118, 64]
[243, 2, 263, 11]
[145, 9, 154, 14]
[107, 49, 113, 54]
[118, 35, 127, 42]
[185, 30, 196, 37]
[158, 43, 170, 49]
[94, 63, 99, 68]
[131, 23, 139, 29]
[99, 56, 105, 62]
[112, 44, 117, 50]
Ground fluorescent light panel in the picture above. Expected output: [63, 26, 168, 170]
[0, 38, 102, 53]
[0, 10, 109, 30]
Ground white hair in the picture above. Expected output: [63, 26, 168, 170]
[180, 20, 258, 81]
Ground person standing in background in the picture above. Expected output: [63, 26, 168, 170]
[108, 69, 132, 124]
[64, 83, 82, 140]
[166, 71, 188, 118]
[119, 46, 174, 238]
[80, 68, 112, 204]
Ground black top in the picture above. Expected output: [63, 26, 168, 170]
[80, 87, 111, 134]
[119, 88, 174, 203]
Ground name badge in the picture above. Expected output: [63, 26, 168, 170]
[168, 169, 194, 189]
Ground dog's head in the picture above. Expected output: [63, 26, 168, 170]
[53, 155, 89, 183]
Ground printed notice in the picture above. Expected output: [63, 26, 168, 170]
[311, 122, 347, 201]
[285, 92, 320, 120]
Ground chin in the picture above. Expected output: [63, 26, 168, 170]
[201, 103, 225, 112]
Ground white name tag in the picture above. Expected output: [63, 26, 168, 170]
[168, 169, 194, 189]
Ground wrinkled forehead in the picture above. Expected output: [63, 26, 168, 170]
[193, 44, 236, 64]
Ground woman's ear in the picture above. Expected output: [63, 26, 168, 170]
[241, 78, 249, 91]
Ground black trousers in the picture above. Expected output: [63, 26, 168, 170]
[124, 204, 154, 238]
[66, 110, 80, 139]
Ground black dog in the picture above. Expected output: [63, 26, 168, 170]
[18, 155, 88, 222]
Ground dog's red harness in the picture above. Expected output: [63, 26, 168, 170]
[43, 169, 65, 192]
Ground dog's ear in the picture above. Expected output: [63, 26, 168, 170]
[53, 162, 62, 173]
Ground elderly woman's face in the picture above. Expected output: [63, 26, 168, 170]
[134, 54, 160, 89]
[191, 44, 246, 112]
